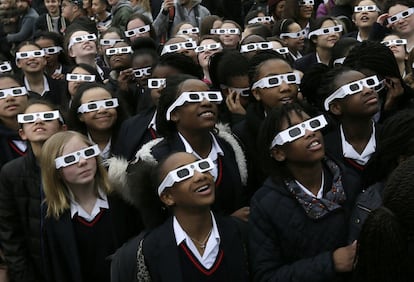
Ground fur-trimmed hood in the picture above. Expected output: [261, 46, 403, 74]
[107, 123, 248, 208]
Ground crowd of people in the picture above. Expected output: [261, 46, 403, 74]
[0, 0, 413, 281]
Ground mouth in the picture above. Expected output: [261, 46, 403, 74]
[34, 127, 46, 132]
[194, 184, 212, 195]
[364, 94, 378, 105]
[307, 138, 323, 150]
[198, 110, 215, 118]
[279, 97, 294, 104]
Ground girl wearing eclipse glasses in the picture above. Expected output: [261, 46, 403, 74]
[249, 102, 358, 281]
[0, 100, 66, 282]
[40, 130, 141, 282]
[110, 152, 249, 282]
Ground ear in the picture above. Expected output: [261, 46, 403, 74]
[18, 128, 27, 140]
[282, 37, 288, 46]
[270, 147, 286, 162]
[252, 88, 261, 101]
[68, 47, 75, 58]
[16, 59, 22, 69]
[311, 36, 318, 45]
[160, 190, 175, 207]
[329, 101, 343, 116]
[170, 110, 179, 122]
[78, 114, 85, 122]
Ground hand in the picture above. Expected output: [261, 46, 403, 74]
[51, 72, 65, 80]
[97, 25, 108, 33]
[377, 13, 391, 28]
[117, 68, 134, 91]
[162, 0, 175, 12]
[333, 241, 357, 272]
[383, 77, 404, 111]
[231, 206, 250, 222]
[225, 91, 246, 115]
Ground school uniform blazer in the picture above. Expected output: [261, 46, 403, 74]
[149, 131, 248, 214]
[142, 216, 249, 282]
[293, 52, 318, 74]
[43, 194, 142, 282]
[112, 106, 157, 161]
[25, 75, 68, 111]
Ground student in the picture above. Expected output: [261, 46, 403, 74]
[111, 152, 249, 282]
[249, 102, 358, 281]
[294, 16, 343, 73]
[124, 13, 157, 44]
[199, 14, 222, 37]
[283, 0, 314, 35]
[33, 31, 70, 80]
[213, 20, 241, 50]
[353, 154, 414, 281]
[35, 0, 68, 35]
[67, 83, 127, 162]
[274, 18, 306, 63]
[160, 36, 198, 63]
[343, 0, 380, 41]
[153, 0, 211, 42]
[40, 131, 141, 282]
[381, 34, 410, 78]
[112, 52, 203, 161]
[15, 42, 67, 109]
[97, 27, 123, 69]
[233, 50, 299, 195]
[196, 35, 223, 84]
[109, 74, 248, 225]
[173, 22, 200, 42]
[91, 0, 111, 33]
[319, 67, 380, 174]
[60, 0, 86, 25]
[0, 100, 66, 282]
[0, 74, 29, 169]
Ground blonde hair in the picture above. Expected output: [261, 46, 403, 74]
[40, 131, 112, 219]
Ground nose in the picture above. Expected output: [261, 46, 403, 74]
[97, 106, 107, 113]
[5, 94, 15, 101]
[279, 80, 291, 92]
[361, 85, 374, 95]
[304, 128, 316, 138]
[34, 117, 44, 124]
[77, 157, 88, 166]
[193, 169, 208, 181]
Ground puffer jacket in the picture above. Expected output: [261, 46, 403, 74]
[0, 148, 44, 282]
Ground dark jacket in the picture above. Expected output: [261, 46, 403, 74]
[293, 52, 318, 74]
[112, 106, 158, 161]
[0, 149, 43, 282]
[110, 0, 132, 32]
[249, 160, 356, 282]
[35, 13, 68, 36]
[111, 215, 249, 282]
[138, 130, 248, 215]
[0, 122, 26, 170]
[6, 7, 39, 43]
[43, 193, 142, 282]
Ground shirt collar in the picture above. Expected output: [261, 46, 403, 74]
[24, 75, 50, 96]
[147, 110, 157, 130]
[340, 123, 376, 165]
[70, 188, 109, 222]
[178, 132, 224, 161]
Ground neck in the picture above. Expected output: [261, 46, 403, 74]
[341, 118, 373, 154]
[287, 161, 323, 195]
[316, 47, 331, 65]
[179, 129, 212, 158]
[31, 142, 43, 159]
[404, 34, 414, 52]
[175, 208, 212, 241]
[358, 28, 370, 41]
[76, 56, 96, 66]
[298, 19, 308, 29]
[88, 129, 112, 150]
[49, 11, 60, 17]
[398, 60, 406, 77]
[26, 72, 44, 84]
[203, 68, 211, 82]
[68, 179, 96, 205]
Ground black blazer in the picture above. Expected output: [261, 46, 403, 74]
[293, 52, 318, 74]
[43, 194, 142, 282]
[111, 215, 249, 282]
[112, 106, 157, 161]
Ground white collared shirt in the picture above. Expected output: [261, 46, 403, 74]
[178, 132, 224, 180]
[173, 212, 220, 269]
[87, 133, 111, 161]
[70, 189, 109, 222]
[24, 75, 50, 96]
[295, 171, 324, 199]
[147, 110, 157, 131]
[340, 124, 376, 165]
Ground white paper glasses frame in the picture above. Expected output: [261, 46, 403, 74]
[77, 98, 119, 113]
[387, 8, 414, 25]
[308, 25, 343, 38]
[106, 46, 133, 56]
[280, 29, 307, 39]
[177, 27, 200, 35]
[66, 73, 96, 82]
[68, 33, 97, 49]
[157, 158, 215, 195]
[247, 16, 274, 24]
[381, 39, 407, 47]
[275, 47, 289, 54]
[124, 25, 150, 37]
[17, 110, 63, 124]
[0, 87, 28, 99]
[166, 91, 223, 120]
[0, 61, 12, 72]
[161, 41, 197, 55]
[133, 67, 152, 78]
[252, 72, 300, 89]
[147, 78, 166, 89]
[16, 50, 45, 59]
[210, 28, 241, 35]
[240, 42, 273, 53]
[299, 0, 314, 5]
[43, 46, 63, 55]
[222, 86, 251, 97]
[333, 57, 346, 65]
[99, 39, 124, 46]
[354, 5, 379, 12]
[195, 43, 222, 53]
[270, 115, 327, 148]
[55, 144, 100, 169]
[324, 75, 380, 110]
